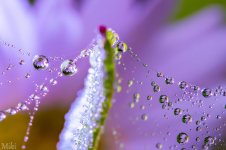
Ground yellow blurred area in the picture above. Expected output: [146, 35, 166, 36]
[0, 106, 68, 150]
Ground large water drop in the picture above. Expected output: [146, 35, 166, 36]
[33, 55, 49, 70]
[60, 60, 78, 76]
[182, 114, 192, 124]
[202, 88, 213, 98]
[177, 132, 189, 144]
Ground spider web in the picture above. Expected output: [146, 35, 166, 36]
[0, 28, 225, 150]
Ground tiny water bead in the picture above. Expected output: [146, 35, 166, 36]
[202, 88, 213, 98]
[29, 94, 40, 101]
[179, 81, 188, 90]
[116, 85, 122, 93]
[157, 72, 164, 77]
[17, 102, 29, 111]
[196, 126, 202, 132]
[201, 116, 206, 121]
[159, 95, 169, 103]
[0, 111, 6, 122]
[49, 78, 57, 85]
[6, 108, 17, 115]
[165, 77, 174, 85]
[129, 102, 135, 108]
[140, 105, 145, 110]
[60, 59, 78, 76]
[141, 114, 148, 121]
[216, 115, 222, 119]
[133, 93, 140, 102]
[204, 136, 215, 145]
[192, 85, 200, 92]
[25, 73, 31, 79]
[177, 132, 189, 144]
[156, 143, 163, 149]
[151, 81, 156, 86]
[6, 64, 13, 70]
[33, 55, 49, 70]
[153, 85, 161, 92]
[174, 108, 182, 116]
[19, 59, 25, 65]
[147, 95, 152, 100]
[39, 84, 49, 93]
[196, 137, 201, 142]
[182, 114, 192, 124]
[127, 80, 133, 87]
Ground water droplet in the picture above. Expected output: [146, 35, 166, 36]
[201, 116, 206, 121]
[159, 95, 169, 103]
[202, 88, 213, 98]
[0, 111, 6, 122]
[162, 104, 167, 109]
[117, 42, 128, 53]
[174, 108, 182, 116]
[116, 85, 122, 93]
[165, 77, 174, 85]
[196, 126, 202, 132]
[25, 73, 31, 79]
[156, 143, 163, 149]
[153, 85, 160, 92]
[168, 102, 173, 107]
[196, 137, 200, 142]
[80, 49, 90, 58]
[151, 81, 156, 86]
[141, 63, 147, 68]
[115, 52, 122, 60]
[204, 136, 215, 145]
[196, 120, 200, 125]
[127, 80, 133, 87]
[222, 91, 226, 96]
[29, 94, 40, 101]
[129, 102, 135, 108]
[6, 108, 17, 115]
[50, 78, 57, 85]
[177, 132, 189, 144]
[133, 93, 140, 103]
[6, 64, 13, 70]
[140, 105, 145, 110]
[141, 114, 148, 121]
[192, 85, 200, 92]
[216, 115, 221, 119]
[157, 72, 164, 77]
[33, 55, 49, 70]
[182, 114, 192, 124]
[21, 145, 26, 149]
[19, 59, 25, 65]
[18, 103, 28, 111]
[39, 84, 49, 93]
[147, 95, 152, 100]
[179, 81, 188, 90]
[24, 136, 29, 142]
[60, 60, 78, 76]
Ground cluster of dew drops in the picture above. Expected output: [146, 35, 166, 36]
[112, 39, 226, 149]
[0, 38, 96, 149]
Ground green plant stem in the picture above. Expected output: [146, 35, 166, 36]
[89, 30, 116, 150]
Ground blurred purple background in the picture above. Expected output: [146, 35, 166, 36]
[0, 0, 226, 149]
